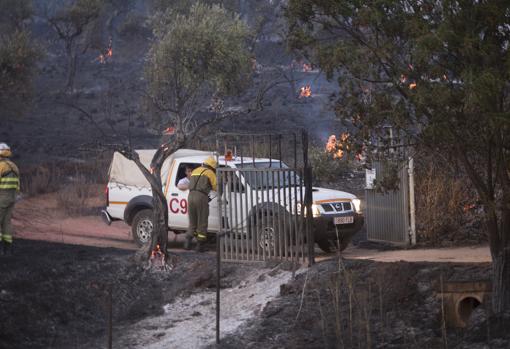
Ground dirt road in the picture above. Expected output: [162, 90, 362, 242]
[342, 245, 491, 263]
[12, 193, 492, 263]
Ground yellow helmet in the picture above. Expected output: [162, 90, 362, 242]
[0, 143, 12, 158]
[203, 156, 217, 169]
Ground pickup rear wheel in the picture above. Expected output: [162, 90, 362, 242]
[132, 209, 153, 246]
[317, 237, 350, 253]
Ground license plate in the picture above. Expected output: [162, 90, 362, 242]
[334, 216, 354, 225]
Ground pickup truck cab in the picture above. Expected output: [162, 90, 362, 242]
[103, 149, 364, 252]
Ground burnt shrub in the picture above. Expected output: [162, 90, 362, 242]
[414, 157, 483, 245]
[55, 180, 96, 216]
[21, 164, 64, 196]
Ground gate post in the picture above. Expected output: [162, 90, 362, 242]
[216, 171, 223, 344]
[302, 130, 315, 266]
[408, 157, 416, 245]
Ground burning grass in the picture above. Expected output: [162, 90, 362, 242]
[299, 84, 312, 98]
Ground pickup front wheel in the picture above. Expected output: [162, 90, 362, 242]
[132, 209, 153, 246]
[254, 212, 291, 257]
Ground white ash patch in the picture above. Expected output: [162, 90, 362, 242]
[117, 266, 301, 349]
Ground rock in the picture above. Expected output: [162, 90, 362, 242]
[198, 299, 212, 306]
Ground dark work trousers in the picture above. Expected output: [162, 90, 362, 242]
[186, 191, 209, 240]
[0, 190, 16, 244]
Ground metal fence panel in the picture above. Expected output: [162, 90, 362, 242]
[217, 167, 310, 263]
[365, 161, 410, 244]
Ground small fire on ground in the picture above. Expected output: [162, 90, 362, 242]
[149, 244, 168, 269]
[299, 85, 312, 98]
[96, 38, 113, 64]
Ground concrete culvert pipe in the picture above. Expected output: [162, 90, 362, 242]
[457, 296, 482, 326]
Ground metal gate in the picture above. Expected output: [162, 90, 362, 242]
[215, 132, 314, 264]
[365, 158, 416, 245]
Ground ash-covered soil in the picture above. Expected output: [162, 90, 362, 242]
[215, 259, 509, 349]
[1, 239, 506, 349]
[0, 239, 247, 349]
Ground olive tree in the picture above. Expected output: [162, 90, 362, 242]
[119, 2, 252, 264]
[0, 0, 41, 119]
[46, 0, 102, 90]
[286, 0, 510, 314]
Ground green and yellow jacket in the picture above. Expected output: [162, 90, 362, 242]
[0, 158, 20, 191]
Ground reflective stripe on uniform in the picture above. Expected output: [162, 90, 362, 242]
[0, 177, 19, 190]
[1, 234, 12, 243]
[194, 232, 207, 241]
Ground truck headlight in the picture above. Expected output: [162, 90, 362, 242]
[296, 203, 321, 217]
[352, 199, 361, 212]
[311, 204, 321, 217]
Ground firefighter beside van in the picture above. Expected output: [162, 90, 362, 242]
[0, 143, 20, 255]
[185, 156, 217, 252]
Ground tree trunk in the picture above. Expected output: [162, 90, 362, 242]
[459, 148, 510, 314]
[492, 247, 510, 313]
[491, 204, 510, 313]
[65, 43, 77, 91]
[149, 166, 169, 259]
[123, 148, 172, 262]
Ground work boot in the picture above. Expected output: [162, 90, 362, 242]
[2, 242, 12, 256]
[195, 241, 205, 253]
[184, 236, 192, 250]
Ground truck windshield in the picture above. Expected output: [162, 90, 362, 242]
[236, 162, 301, 189]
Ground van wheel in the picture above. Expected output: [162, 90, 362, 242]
[132, 209, 153, 246]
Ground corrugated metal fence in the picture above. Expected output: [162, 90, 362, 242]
[365, 160, 411, 244]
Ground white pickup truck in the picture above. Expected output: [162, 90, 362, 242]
[102, 149, 364, 252]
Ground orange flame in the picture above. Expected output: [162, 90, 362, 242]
[409, 82, 417, 89]
[299, 85, 312, 98]
[224, 150, 233, 161]
[97, 38, 113, 64]
[163, 127, 176, 135]
[339, 132, 349, 142]
[151, 244, 160, 257]
[463, 203, 476, 213]
[326, 133, 350, 159]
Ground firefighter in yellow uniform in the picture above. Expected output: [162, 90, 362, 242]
[0, 143, 20, 255]
[185, 156, 217, 252]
